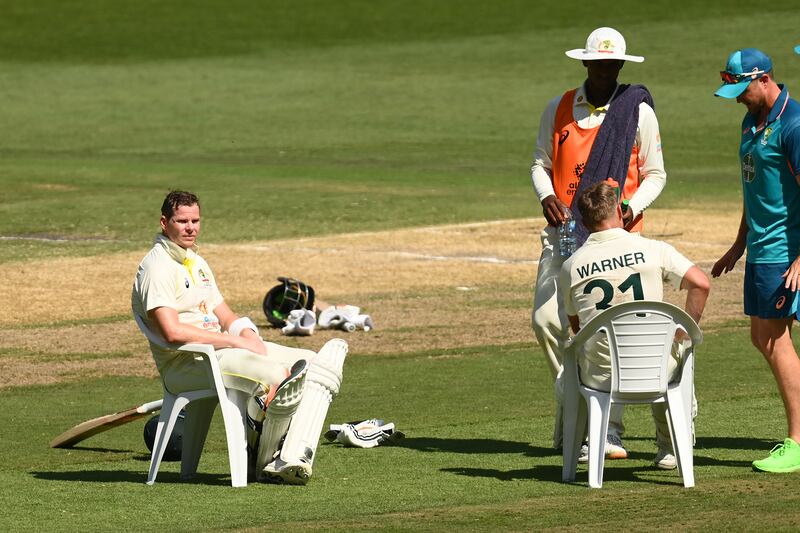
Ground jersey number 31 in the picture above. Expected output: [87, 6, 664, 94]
[583, 273, 644, 310]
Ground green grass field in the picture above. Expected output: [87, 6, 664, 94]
[3, 1, 800, 531]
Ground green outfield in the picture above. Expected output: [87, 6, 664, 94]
[2, 1, 800, 531]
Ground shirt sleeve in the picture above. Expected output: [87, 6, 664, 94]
[559, 259, 577, 316]
[629, 102, 667, 217]
[781, 114, 800, 178]
[531, 95, 562, 202]
[659, 241, 694, 289]
[138, 263, 179, 312]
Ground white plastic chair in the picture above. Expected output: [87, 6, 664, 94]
[561, 301, 702, 488]
[133, 314, 249, 488]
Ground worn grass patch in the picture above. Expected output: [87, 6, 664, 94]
[1, 210, 742, 389]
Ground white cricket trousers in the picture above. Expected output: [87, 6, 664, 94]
[160, 341, 317, 397]
[532, 225, 626, 442]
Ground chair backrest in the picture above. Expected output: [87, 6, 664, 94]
[570, 300, 702, 400]
[132, 312, 218, 389]
[133, 312, 169, 348]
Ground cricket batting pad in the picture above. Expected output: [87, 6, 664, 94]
[278, 338, 348, 468]
[255, 360, 308, 476]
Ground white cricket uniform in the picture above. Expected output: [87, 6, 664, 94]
[132, 233, 315, 396]
[559, 228, 694, 447]
[530, 83, 667, 379]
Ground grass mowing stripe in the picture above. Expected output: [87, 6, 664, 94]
[1, 327, 796, 531]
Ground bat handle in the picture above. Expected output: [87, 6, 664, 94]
[137, 399, 164, 414]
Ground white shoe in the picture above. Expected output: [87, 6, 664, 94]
[578, 435, 628, 463]
[261, 457, 312, 485]
[578, 444, 589, 463]
[654, 448, 677, 470]
[605, 434, 628, 459]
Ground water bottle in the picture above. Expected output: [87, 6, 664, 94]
[558, 208, 577, 258]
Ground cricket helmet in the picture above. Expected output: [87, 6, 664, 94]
[262, 277, 315, 328]
[143, 410, 185, 461]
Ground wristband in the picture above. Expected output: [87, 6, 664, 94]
[229, 316, 259, 337]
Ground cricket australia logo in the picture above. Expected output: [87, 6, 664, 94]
[742, 153, 756, 182]
[761, 127, 773, 146]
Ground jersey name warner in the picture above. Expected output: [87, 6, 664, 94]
[574, 251, 646, 280]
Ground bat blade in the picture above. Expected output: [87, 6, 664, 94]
[50, 399, 163, 448]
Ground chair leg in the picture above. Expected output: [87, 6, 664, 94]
[219, 389, 249, 488]
[585, 392, 611, 489]
[562, 387, 586, 482]
[181, 398, 217, 480]
[147, 394, 189, 485]
[666, 391, 695, 488]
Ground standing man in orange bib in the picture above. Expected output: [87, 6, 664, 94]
[530, 27, 667, 456]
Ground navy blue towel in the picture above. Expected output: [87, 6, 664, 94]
[571, 84, 654, 246]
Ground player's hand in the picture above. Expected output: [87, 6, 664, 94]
[782, 256, 800, 291]
[711, 241, 745, 277]
[621, 207, 634, 229]
[542, 195, 569, 226]
[231, 334, 267, 355]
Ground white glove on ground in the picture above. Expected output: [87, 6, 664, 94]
[323, 419, 403, 448]
[318, 305, 374, 332]
[281, 309, 316, 336]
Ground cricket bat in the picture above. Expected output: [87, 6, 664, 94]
[50, 399, 164, 448]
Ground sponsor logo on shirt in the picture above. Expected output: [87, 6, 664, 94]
[559, 130, 570, 146]
[742, 153, 756, 182]
[184, 277, 190, 288]
[573, 162, 585, 179]
[776, 295, 786, 310]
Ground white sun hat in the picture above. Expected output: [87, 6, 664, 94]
[565, 27, 644, 63]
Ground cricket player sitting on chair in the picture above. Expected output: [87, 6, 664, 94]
[131, 190, 348, 485]
[558, 181, 710, 469]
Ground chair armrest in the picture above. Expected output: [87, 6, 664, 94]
[178, 343, 216, 357]
[177, 344, 228, 399]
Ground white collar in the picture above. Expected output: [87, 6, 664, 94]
[153, 233, 198, 264]
[584, 227, 630, 243]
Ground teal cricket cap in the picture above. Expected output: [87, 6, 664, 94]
[795, 45, 800, 54]
[715, 48, 772, 99]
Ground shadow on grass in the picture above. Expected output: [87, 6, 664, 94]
[694, 436, 779, 451]
[397, 437, 553, 457]
[443, 464, 691, 486]
[30, 469, 233, 486]
[55, 446, 154, 460]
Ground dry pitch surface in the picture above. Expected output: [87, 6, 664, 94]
[1, 209, 742, 389]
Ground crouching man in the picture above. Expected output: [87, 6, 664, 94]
[131, 190, 347, 484]
[559, 181, 710, 468]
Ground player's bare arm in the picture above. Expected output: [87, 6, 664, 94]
[679, 265, 710, 324]
[149, 306, 266, 354]
[213, 301, 268, 354]
[711, 212, 748, 277]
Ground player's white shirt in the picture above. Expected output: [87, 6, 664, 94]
[132, 233, 224, 370]
[530, 83, 666, 218]
[559, 228, 693, 368]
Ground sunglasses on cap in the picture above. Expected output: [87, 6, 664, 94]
[719, 69, 765, 84]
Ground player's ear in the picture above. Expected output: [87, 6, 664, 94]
[159, 215, 168, 232]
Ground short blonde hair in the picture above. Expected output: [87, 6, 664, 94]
[576, 182, 618, 231]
